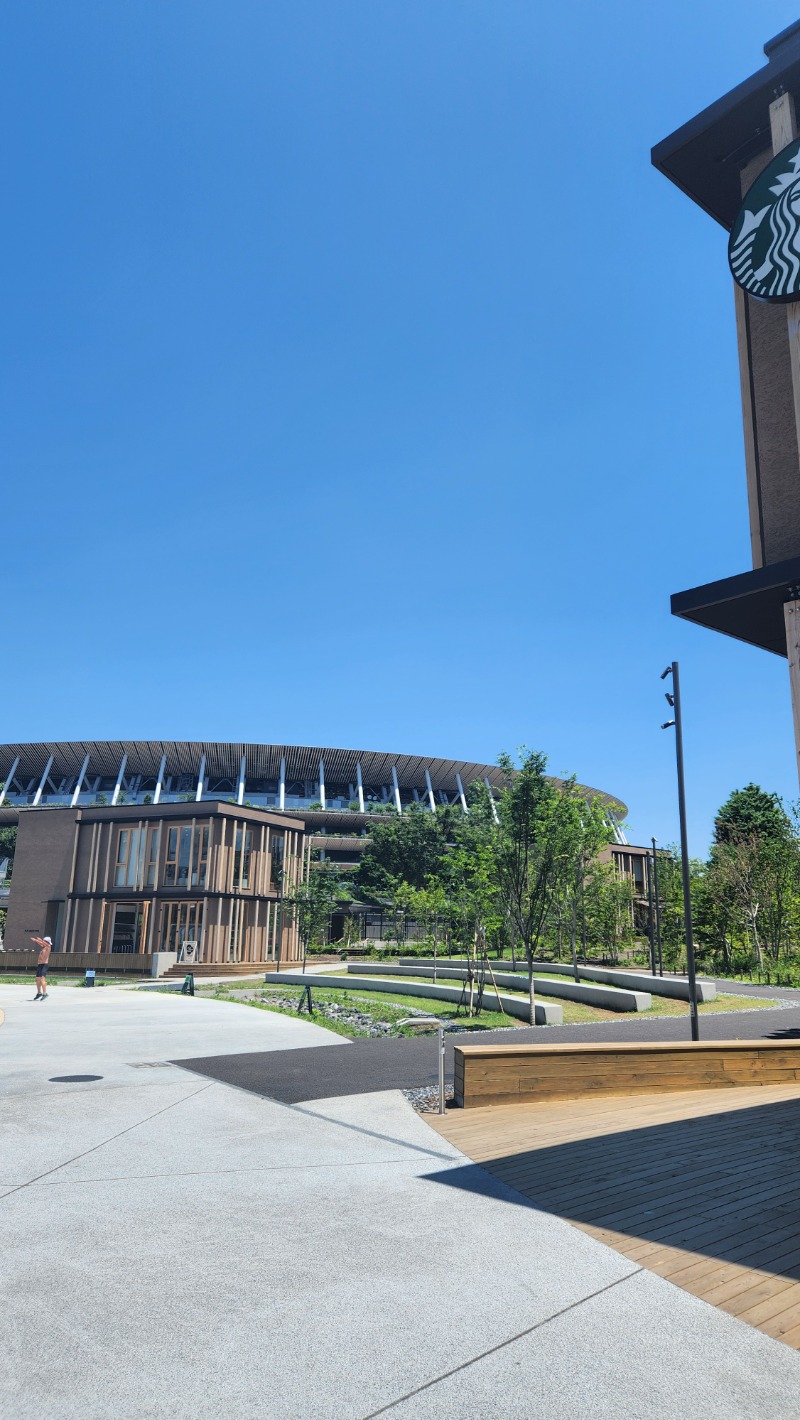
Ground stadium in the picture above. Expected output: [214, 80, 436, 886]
[0, 740, 627, 831]
[0, 742, 632, 970]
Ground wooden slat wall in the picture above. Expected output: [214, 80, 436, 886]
[454, 1041, 800, 1108]
[0, 951, 151, 974]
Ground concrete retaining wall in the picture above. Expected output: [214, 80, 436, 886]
[263, 972, 563, 1025]
[401, 957, 715, 1004]
[362, 962, 649, 1013]
[528, 961, 716, 1002]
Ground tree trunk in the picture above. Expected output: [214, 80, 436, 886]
[527, 945, 536, 1026]
[570, 895, 579, 983]
[751, 911, 763, 967]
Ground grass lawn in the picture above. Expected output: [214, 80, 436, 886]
[199, 982, 519, 1034]
[198, 978, 779, 1033]
[307, 970, 780, 1022]
[0, 973, 145, 987]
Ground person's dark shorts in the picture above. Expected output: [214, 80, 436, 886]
[35, 963, 49, 976]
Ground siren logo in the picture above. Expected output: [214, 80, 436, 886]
[729, 137, 800, 302]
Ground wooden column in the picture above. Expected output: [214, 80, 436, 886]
[770, 94, 800, 787]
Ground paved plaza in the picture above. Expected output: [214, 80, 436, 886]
[2, 983, 800, 1418]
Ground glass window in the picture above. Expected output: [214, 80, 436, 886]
[232, 826, 252, 889]
[114, 828, 146, 888]
[114, 830, 130, 887]
[146, 828, 160, 888]
[164, 827, 179, 886]
[111, 903, 145, 953]
[269, 832, 284, 891]
[159, 901, 204, 954]
[191, 826, 209, 888]
[177, 827, 191, 887]
[164, 825, 193, 887]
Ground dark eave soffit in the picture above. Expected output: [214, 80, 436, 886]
[670, 553, 800, 656]
[652, 23, 800, 229]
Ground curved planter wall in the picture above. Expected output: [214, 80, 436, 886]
[263, 971, 562, 1025]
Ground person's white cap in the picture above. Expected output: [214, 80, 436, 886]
[43, 936, 52, 944]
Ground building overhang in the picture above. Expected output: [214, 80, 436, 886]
[652, 22, 800, 228]
[670, 554, 800, 656]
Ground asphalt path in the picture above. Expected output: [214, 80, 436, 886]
[174, 985, 800, 1103]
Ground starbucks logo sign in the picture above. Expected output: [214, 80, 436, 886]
[729, 137, 800, 302]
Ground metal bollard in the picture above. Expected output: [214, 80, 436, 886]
[438, 1026, 446, 1114]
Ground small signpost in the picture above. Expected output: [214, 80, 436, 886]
[297, 984, 314, 1015]
[84, 968, 95, 988]
[181, 973, 195, 997]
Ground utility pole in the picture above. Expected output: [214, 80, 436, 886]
[646, 848, 657, 977]
[651, 837, 663, 977]
[661, 661, 700, 1041]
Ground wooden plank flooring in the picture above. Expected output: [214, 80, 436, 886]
[427, 1082, 800, 1348]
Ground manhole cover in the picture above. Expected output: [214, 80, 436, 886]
[49, 1074, 103, 1083]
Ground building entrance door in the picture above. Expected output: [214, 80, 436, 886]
[160, 901, 204, 959]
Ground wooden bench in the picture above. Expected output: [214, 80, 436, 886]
[453, 1040, 800, 1108]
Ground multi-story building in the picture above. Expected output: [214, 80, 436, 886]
[0, 740, 633, 970]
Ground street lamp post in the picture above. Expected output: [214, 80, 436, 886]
[651, 837, 664, 977]
[661, 661, 700, 1041]
[646, 847, 657, 977]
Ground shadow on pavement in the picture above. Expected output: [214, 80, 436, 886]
[422, 1095, 800, 1280]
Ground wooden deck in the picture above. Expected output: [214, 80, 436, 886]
[428, 1082, 800, 1348]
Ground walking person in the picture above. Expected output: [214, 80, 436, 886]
[30, 935, 52, 1000]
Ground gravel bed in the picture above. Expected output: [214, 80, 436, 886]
[207, 987, 523, 1039]
[403, 1085, 455, 1113]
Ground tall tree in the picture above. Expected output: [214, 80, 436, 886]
[493, 749, 563, 1025]
[714, 785, 791, 845]
[354, 805, 451, 900]
[285, 863, 345, 972]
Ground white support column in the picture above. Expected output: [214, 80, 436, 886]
[392, 764, 402, 814]
[424, 768, 436, 813]
[484, 776, 499, 824]
[70, 754, 91, 808]
[33, 755, 54, 807]
[356, 761, 365, 814]
[237, 754, 246, 806]
[111, 753, 127, 806]
[319, 758, 326, 810]
[279, 757, 286, 811]
[195, 754, 206, 803]
[455, 772, 468, 813]
[0, 755, 20, 807]
[153, 753, 166, 805]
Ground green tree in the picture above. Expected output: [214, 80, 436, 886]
[707, 785, 800, 968]
[714, 784, 791, 845]
[493, 749, 565, 1025]
[285, 863, 346, 972]
[354, 805, 452, 900]
[0, 823, 16, 872]
[653, 849, 707, 972]
[583, 861, 636, 964]
[545, 783, 611, 977]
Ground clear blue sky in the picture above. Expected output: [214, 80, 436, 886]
[4, 1, 800, 851]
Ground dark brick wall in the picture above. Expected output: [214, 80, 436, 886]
[4, 809, 78, 952]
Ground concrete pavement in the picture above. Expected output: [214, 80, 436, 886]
[2, 985, 799, 1418]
